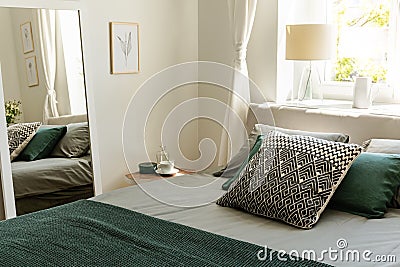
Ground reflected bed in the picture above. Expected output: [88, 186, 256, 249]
[12, 156, 93, 215]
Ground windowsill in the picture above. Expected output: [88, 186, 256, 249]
[271, 99, 400, 117]
[321, 82, 400, 102]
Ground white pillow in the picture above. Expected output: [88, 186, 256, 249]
[364, 139, 400, 154]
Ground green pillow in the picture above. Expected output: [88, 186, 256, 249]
[17, 126, 67, 161]
[222, 135, 264, 190]
[330, 153, 400, 218]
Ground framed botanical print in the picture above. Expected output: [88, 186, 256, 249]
[25, 56, 39, 87]
[20, 22, 34, 54]
[109, 22, 139, 74]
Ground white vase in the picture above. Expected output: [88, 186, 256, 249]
[353, 77, 372, 109]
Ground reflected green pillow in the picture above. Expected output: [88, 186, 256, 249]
[330, 153, 400, 218]
[17, 126, 67, 161]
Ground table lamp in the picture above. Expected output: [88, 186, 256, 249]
[286, 24, 333, 101]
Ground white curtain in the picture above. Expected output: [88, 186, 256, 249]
[218, 0, 258, 165]
[388, 0, 400, 100]
[37, 9, 59, 122]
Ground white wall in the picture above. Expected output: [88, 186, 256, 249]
[197, 0, 230, 168]
[79, 0, 199, 192]
[0, 8, 24, 117]
[8, 8, 47, 123]
[0, 7, 52, 123]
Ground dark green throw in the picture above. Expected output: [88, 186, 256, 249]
[0, 200, 330, 267]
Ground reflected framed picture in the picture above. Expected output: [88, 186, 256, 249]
[109, 22, 139, 74]
[25, 56, 39, 87]
[20, 21, 34, 54]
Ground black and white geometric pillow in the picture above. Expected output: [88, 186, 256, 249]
[8, 122, 41, 161]
[216, 131, 363, 229]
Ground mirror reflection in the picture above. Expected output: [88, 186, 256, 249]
[0, 7, 93, 216]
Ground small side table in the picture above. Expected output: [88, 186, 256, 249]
[125, 169, 192, 185]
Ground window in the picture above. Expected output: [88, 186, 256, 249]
[280, 0, 400, 103]
[331, 0, 390, 83]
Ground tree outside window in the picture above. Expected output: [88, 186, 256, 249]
[333, 0, 390, 83]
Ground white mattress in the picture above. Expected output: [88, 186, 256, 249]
[93, 174, 400, 266]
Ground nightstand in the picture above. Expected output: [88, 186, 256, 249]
[125, 169, 192, 185]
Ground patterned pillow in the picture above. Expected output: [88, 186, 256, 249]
[7, 122, 41, 161]
[216, 131, 362, 229]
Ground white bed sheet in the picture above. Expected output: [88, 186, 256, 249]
[93, 174, 400, 266]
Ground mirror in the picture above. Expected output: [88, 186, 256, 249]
[0, 7, 93, 216]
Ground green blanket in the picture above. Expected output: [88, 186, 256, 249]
[0, 200, 330, 267]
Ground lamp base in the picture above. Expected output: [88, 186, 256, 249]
[297, 62, 323, 101]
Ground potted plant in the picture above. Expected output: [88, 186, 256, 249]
[5, 100, 22, 126]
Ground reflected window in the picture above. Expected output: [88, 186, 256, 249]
[58, 10, 86, 115]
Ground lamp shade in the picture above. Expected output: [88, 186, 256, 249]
[286, 24, 333, 60]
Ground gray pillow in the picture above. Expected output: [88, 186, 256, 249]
[215, 123, 350, 179]
[253, 124, 349, 143]
[50, 122, 90, 158]
[213, 133, 258, 178]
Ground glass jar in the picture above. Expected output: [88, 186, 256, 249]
[156, 146, 169, 163]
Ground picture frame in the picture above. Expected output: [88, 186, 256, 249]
[109, 22, 139, 74]
[20, 21, 34, 54]
[25, 56, 39, 87]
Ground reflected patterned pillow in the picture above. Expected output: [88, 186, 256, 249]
[216, 131, 362, 229]
[7, 122, 41, 161]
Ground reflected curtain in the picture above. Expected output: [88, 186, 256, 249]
[37, 9, 59, 122]
[388, 0, 400, 100]
[218, 0, 258, 165]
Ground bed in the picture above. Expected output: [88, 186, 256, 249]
[1, 107, 400, 266]
[93, 175, 400, 266]
[0, 174, 398, 266]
